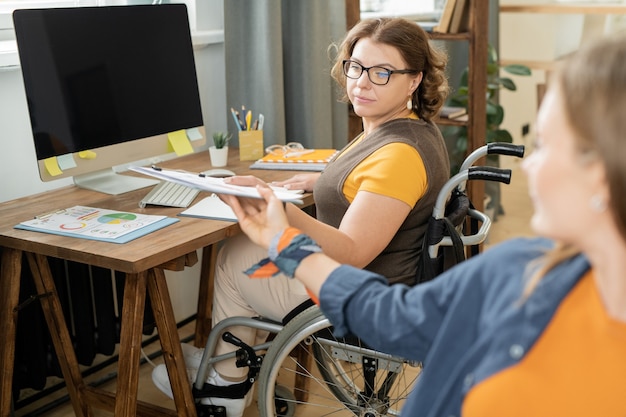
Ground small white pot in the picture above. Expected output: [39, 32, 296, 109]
[209, 146, 229, 167]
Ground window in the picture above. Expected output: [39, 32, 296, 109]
[0, 0, 207, 69]
[360, 0, 441, 20]
[0, 1, 196, 32]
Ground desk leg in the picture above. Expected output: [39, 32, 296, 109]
[148, 268, 197, 416]
[114, 271, 149, 417]
[195, 245, 218, 347]
[0, 248, 21, 417]
[26, 253, 92, 417]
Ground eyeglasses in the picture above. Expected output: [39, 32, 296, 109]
[265, 142, 314, 158]
[342, 60, 419, 86]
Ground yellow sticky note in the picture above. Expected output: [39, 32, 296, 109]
[168, 130, 194, 156]
[44, 157, 63, 177]
[78, 150, 97, 159]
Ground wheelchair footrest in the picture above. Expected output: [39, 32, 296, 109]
[196, 404, 227, 417]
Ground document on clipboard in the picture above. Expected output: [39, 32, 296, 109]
[129, 166, 304, 204]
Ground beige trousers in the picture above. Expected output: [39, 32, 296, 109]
[211, 233, 310, 378]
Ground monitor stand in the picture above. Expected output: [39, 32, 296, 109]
[73, 168, 159, 195]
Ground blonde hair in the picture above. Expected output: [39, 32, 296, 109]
[523, 32, 626, 298]
[330, 18, 449, 121]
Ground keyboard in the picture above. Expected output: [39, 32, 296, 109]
[139, 181, 200, 208]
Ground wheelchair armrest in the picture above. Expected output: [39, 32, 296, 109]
[428, 208, 491, 258]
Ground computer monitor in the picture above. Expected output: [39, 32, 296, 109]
[13, 4, 206, 195]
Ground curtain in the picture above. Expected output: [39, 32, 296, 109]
[224, 0, 349, 150]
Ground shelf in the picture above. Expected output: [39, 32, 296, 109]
[434, 117, 468, 127]
[500, 3, 626, 14]
[499, 59, 557, 70]
[429, 31, 472, 41]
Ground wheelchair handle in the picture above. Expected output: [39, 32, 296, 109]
[487, 142, 525, 158]
[433, 167, 511, 220]
[468, 166, 512, 184]
[460, 142, 525, 172]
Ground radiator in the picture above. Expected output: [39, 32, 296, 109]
[10, 255, 156, 405]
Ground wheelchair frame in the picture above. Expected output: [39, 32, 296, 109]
[185, 143, 525, 417]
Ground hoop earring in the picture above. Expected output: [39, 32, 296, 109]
[590, 194, 608, 213]
[406, 97, 413, 111]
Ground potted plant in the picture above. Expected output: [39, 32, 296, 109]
[443, 44, 531, 218]
[209, 131, 232, 167]
[447, 44, 531, 168]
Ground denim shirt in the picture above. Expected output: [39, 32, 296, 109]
[319, 237, 590, 417]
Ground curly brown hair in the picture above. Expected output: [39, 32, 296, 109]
[330, 17, 449, 121]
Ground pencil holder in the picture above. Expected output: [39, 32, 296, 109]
[239, 130, 264, 161]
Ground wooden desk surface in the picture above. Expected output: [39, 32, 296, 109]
[0, 149, 314, 273]
[0, 148, 315, 417]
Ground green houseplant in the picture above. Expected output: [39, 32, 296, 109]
[209, 131, 232, 167]
[446, 44, 531, 172]
[212, 131, 232, 149]
[444, 44, 531, 218]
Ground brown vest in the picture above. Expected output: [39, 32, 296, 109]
[314, 118, 450, 285]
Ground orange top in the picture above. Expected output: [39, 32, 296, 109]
[339, 114, 427, 207]
[463, 271, 626, 417]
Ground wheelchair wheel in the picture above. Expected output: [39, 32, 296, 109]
[257, 305, 421, 416]
[274, 384, 296, 417]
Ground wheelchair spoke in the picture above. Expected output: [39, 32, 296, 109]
[257, 305, 420, 417]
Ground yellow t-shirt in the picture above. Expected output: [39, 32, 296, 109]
[339, 120, 427, 207]
[462, 270, 626, 417]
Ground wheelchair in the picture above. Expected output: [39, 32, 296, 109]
[188, 143, 525, 417]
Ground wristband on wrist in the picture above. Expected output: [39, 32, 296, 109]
[245, 227, 322, 279]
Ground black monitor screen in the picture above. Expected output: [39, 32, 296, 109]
[13, 4, 204, 160]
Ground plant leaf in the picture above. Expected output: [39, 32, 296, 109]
[497, 77, 516, 91]
[488, 129, 514, 144]
[459, 68, 469, 88]
[486, 62, 499, 76]
[486, 102, 504, 126]
[503, 64, 532, 76]
[487, 44, 498, 65]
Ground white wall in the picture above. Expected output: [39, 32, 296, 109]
[0, 0, 227, 322]
[498, 3, 626, 170]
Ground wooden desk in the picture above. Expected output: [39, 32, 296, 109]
[0, 149, 313, 417]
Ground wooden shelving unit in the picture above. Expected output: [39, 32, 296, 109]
[500, 3, 626, 14]
[440, 0, 488, 211]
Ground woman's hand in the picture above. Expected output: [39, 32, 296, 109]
[271, 173, 321, 192]
[223, 175, 268, 188]
[218, 186, 290, 250]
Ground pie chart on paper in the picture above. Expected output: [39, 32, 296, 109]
[98, 212, 137, 224]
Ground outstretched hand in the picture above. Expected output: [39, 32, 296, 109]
[218, 186, 290, 250]
[271, 173, 320, 192]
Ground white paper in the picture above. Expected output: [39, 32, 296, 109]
[179, 195, 237, 221]
[129, 166, 303, 204]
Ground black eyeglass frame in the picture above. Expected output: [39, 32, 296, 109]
[342, 59, 419, 86]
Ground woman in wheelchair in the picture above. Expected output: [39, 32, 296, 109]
[153, 17, 451, 415]
[220, 33, 626, 417]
